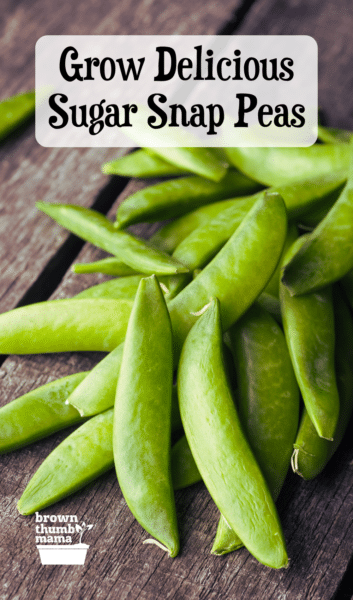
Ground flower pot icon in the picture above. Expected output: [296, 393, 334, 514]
[37, 543, 90, 565]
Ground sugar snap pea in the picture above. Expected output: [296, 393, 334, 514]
[225, 144, 350, 186]
[18, 409, 115, 515]
[0, 298, 133, 354]
[291, 290, 353, 479]
[282, 140, 353, 295]
[113, 275, 179, 557]
[0, 91, 35, 141]
[0, 373, 87, 454]
[66, 344, 124, 416]
[178, 298, 288, 569]
[73, 258, 138, 276]
[146, 147, 228, 182]
[168, 193, 287, 360]
[102, 148, 187, 177]
[114, 171, 262, 228]
[280, 236, 340, 440]
[212, 303, 299, 555]
[36, 202, 188, 276]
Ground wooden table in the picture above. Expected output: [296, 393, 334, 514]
[1, 1, 353, 598]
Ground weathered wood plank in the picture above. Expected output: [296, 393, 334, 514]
[0, 0, 237, 315]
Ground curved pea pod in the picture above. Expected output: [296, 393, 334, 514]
[282, 140, 353, 295]
[73, 258, 138, 276]
[146, 147, 228, 182]
[280, 236, 340, 440]
[171, 435, 201, 490]
[0, 298, 133, 354]
[36, 203, 188, 276]
[212, 303, 299, 555]
[178, 299, 288, 569]
[291, 290, 353, 480]
[0, 372, 87, 454]
[168, 192, 287, 361]
[225, 144, 350, 186]
[102, 149, 187, 177]
[150, 198, 238, 254]
[18, 409, 115, 515]
[0, 91, 35, 141]
[113, 275, 179, 557]
[115, 171, 262, 228]
[17, 399, 187, 516]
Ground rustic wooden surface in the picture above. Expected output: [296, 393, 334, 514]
[1, 0, 353, 599]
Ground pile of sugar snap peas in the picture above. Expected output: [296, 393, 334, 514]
[1, 130, 353, 570]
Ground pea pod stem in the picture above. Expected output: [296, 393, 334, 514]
[178, 299, 288, 569]
[36, 202, 189, 276]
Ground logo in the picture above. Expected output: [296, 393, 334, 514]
[34, 512, 94, 565]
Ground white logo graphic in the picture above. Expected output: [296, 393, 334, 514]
[35, 512, 94, 565]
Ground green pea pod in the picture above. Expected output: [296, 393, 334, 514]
[113, 275, 179, 557]
[74, 274, 171, 301]
[115, 171, 262, 228]
[178, 299, 288, 569]
[18, 397, 183, 516]
[73, 258, 138, 276]
[262, 223, 298, 298]
[36, 203, 188, 276]
[66, 343, 124, 416]
[280, 236, 340, 440]
[146, 147, 228, 182]
[18, 409, 115, 515]
[212, 303, 299, 555]
[102, 149, 187, 177]
[168, 192, 287, 361]
[282, 141, 353, 295]
[225, 144, 350, 186]
[0, 373, 87, 454]
[317, 125, 353, 144]
[0, 91, 35, 141]
[0, 298, 133, 354]
[171, 435, 201, 490]
[150, 198, 238, 254]
[291, 290, 353, 480]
